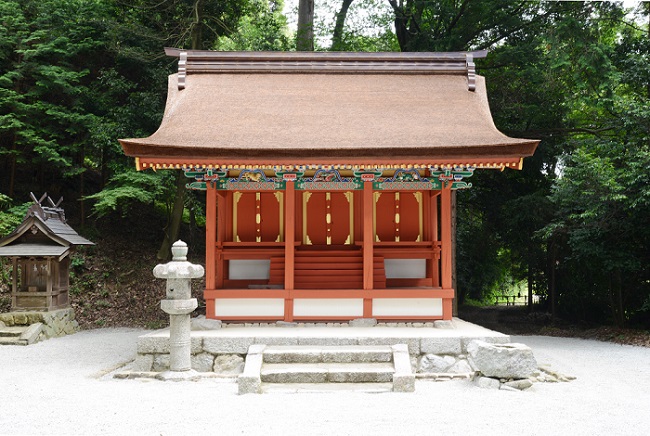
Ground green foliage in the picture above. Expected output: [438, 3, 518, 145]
[217, 0, 294, 50]
[84, 170, 166, 217]
[0, 194, 29, 237]
[0, 0, 647, 328]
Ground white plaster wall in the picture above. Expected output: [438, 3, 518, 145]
[215, 298, 284, 317]
[228, 260, 270, 280]
[372, 298, 443, 317]
[293, 298, 364, 317]
[384, 259, 426, 278]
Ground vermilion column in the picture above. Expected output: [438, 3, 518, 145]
[429, 191, 440, 287]
[363, 181, 374, 317]
[284, 181, 295, 321]
[205, 183, 217, 319]
[216, 190, 227, 289]
[440, 184, 453, 320]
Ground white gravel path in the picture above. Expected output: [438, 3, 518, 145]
[1, 328, 649, 436]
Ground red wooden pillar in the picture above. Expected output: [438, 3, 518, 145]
[205, 184, 217, 319]
[440, 184, 453, 320]
[429, 191, 440, 287]
[284, 181, 295, 321]
[215, 190, 227, 289]
[363, 181, 374, 317]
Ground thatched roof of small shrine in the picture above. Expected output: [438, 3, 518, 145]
[0, 194, 93, 258]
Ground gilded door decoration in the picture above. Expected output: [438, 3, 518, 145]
[374, 191, 423, 242]
[303, 191, 354, 245]
[233, 191, 283, 242]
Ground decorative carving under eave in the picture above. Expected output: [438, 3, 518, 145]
[183, 166, 475, 191]
[178, 51, 187, 90]
[466, 53, 476, 92]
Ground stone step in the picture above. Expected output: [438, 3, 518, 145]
[261, 362, 395, 383]
[262, 382, 394, 393]
[0, 327, 24, 338]
[0, 323, 43, 346]
[238, 343, 415, 394]
[263, 345, 393, 364]
[0, 336, 22, 345]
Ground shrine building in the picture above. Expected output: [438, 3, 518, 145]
[120, 49, 538, 322]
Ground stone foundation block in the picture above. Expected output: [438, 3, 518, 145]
[253, 336, 299, 346]
[213, 355, 245, 374]
[152, 354, 170, 372]
[191, 352, 216, 372]
[204, 336, 255, 354]
[298, 337, 358, 346]
[138, 335, 202, 354]
[421, 337, 461, 355]
[359, 337, 420, 355]
[131, 354, 154, 372]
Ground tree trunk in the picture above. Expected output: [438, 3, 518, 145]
[331, 0, 354, 51]
[548, 241, 557, 319]
[191, 0, 204, 50]
[157, 173, 186, 260]
[388, 0, 409, 51]
[297, 0, 314, 51]
[9, 132, 17, 197]
[609, 270, 625, 326]
[157, 0, 207, 260]
[527, 260, 533, 313]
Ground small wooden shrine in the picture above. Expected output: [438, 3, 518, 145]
[120, 50, 538, 322]
[0, 194, 94, 311]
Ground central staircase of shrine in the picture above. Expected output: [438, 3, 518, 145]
[238, 344, 414, 393]
[269, 249, 386, 289]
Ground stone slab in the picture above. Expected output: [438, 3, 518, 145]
[262, 382, 393, 393]
[136, 318, 509, 358]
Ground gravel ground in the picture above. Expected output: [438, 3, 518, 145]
[1, 328, 649, 436]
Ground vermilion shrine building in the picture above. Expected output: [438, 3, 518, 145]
[121, 49, 538, 322]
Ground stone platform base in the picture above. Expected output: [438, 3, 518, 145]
[130, 317, 509, 375]
[0, 308, 79, 345]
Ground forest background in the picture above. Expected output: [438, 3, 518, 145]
[0, 0, 648, 332]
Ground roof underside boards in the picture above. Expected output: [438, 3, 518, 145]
[0, 244, 69, 257]
[120, 51, 538, 169]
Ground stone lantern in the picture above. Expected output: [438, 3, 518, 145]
[153, 240, 204, 380]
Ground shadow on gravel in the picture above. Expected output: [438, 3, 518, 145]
[458, 305, 650, 347]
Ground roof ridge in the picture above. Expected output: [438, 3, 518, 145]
[164, 48, 487, 91]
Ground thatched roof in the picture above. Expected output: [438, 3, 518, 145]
[0, 195, 93, 259]
[120, 50, 538, 171]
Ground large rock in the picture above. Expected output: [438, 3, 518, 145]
[213, 355, 245, 374]
[467, 340, 537, 379]
[191, 353, 216, 372]
[417, 354, 456, 373]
